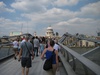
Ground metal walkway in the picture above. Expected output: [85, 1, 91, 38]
[0, 56, 67, 75]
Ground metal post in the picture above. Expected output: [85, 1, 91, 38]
[82, 64, 88, 75]
[67, 51, 69, 62]
[71, 55, 76, 71]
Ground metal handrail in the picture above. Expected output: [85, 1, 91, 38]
[58, 33, 100, 75]
[0, 43, 13, 61]
[58, 42, 100, 75]
[0, 33, 32, 61]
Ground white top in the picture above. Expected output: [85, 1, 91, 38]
[13, 41, 19, 48]
[53, 43, 60, 50]
[21, 39, 26, 43]
[33, 38, 40, 47]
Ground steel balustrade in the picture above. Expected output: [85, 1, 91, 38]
[58, 32, 100, 75]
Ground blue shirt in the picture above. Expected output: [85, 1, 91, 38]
[40, 44, 45, 51]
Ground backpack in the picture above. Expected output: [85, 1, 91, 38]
[43, 49, 55, 71]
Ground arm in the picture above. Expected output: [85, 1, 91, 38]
[31, 49, 34, 60]
[18, 48, 22, 61]
[55, 50, 59, 70]
[31, 44, 34, 60]
[41, 48, 47, 59]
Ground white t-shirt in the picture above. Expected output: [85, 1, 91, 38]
[21, 39, 26, 43]
[33, 38, 40, 47]
[53, 43, 60, 51]
[13, 41, 18, 48]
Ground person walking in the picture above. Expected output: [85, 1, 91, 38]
[13, 38, 19, 60]
[33, 36, 40, 56]
[18, 36, 34, 75]
[40, 41, 45, 55]
[54, 39, 60, 52]
[54, 39, 61, 63]
[41, 39, 59, 75]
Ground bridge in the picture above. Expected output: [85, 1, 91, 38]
[0, 33, 100, 75]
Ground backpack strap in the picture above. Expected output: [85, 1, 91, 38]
[52, 49, 55, 53]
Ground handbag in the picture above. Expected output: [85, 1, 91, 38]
[24, 42, 32, 56]
[43, 49, 55, 71]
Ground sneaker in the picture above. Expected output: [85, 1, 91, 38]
[18, 59, 20, 62]
[36, 55, 38, 57]
[14, 56, 16, 60]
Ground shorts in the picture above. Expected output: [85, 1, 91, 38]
[21, 57, 32, 68]
[13, 48, 18, 52]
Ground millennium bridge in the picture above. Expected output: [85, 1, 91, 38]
[0, 32, 100, 75]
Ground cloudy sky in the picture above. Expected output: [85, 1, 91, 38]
[0, 0, 100, 36]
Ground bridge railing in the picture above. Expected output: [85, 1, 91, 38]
[58, 33, 100, 75]
[0, 33, 32, 62]
[0, 43, 14, 61]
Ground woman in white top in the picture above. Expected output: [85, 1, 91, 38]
[13, 38, 19, 60]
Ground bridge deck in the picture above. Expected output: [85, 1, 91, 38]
[0, 56, 67, 75]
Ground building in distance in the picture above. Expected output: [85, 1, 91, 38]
[46, 26, 54, 38]
[10, 31, 22, 36]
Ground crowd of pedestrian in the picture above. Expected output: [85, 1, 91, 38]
[12, 35, 60, 75]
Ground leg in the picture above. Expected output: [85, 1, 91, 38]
[22, 67, 25, 75]
[34, 47, 36, 56]
[44, 69, 53, 75]
[26, 68, 29, 75]
[15, 50, 18, 59]
[36, 47, 38, 56]
[16, 49, 19, 56]
[52, 64, 57, 75]
[13, 48, 16, 60]
[26, 57, 31, 75]
[21, 58, 26, 75]
[14, 48, 18, 56]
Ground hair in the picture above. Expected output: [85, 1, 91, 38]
[54, 39, 58, 44]
[25, 36, 29, 40]
[49, 39, 55, 47]
[35, 36, 38, 39]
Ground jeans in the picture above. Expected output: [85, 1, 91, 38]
[34, 47, 38, 56]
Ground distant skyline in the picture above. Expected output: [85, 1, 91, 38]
[0, 0, 100, 36]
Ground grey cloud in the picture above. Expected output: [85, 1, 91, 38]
[75, 1, 100, 18]
[53, 0, 79, 7]
[52, 18, 100, 36]
[11, 0, 52, 13]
